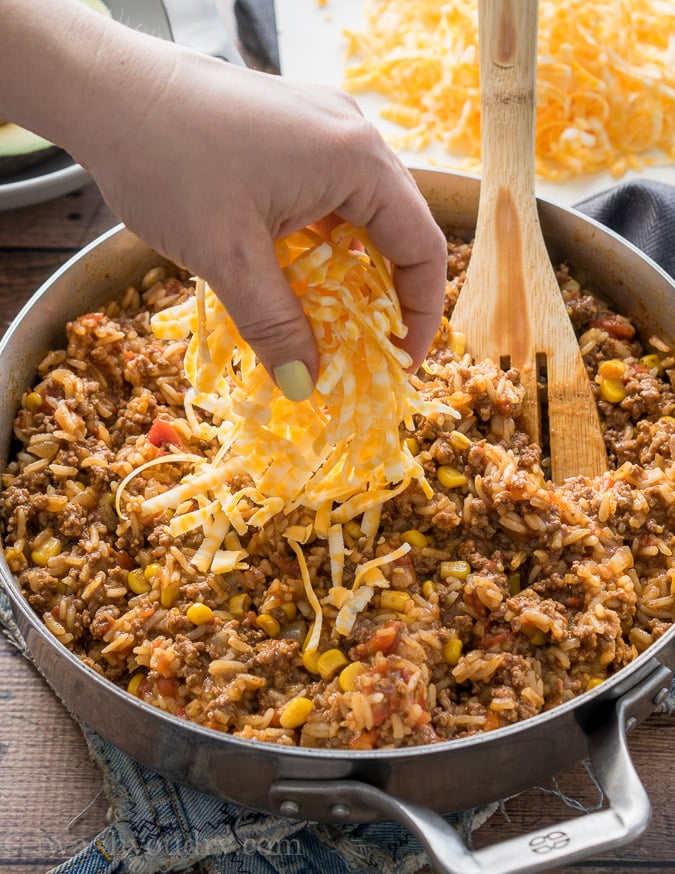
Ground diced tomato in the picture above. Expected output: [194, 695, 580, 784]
[138, 680, 153, 700]
[156, 676, 178, 698]
[415, 709, 432, 727]
[481, 630, 511, 649]
[114, 550, 135, 571]
[589, 316, 635, 340]
[484, 710, 503, 731]
[354, 621, 401, 658]
[349, 729, 378, 750]
[147, 420, 182, 448]
[463, 591, 488, 617]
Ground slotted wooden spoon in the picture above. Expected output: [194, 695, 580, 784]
[450, 0, 607, 482]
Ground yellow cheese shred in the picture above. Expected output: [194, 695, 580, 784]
[135, 223, 459, 641]
[287, 536, 323, 655]
[341, 0, 675, 180]
[147, 224, 455, 564]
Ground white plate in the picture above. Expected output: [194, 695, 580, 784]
[0, 0, 243, 212]
[275, 0, 675, 207]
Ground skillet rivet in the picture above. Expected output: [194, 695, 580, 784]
[331, 803, 351, 818]
[279, 800, 301, 817]
[653, 687, 670, 707]
[625, 716, 637, 733]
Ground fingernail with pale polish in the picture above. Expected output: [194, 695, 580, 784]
[273, 360, 314, 402]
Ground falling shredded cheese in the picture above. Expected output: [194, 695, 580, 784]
[341, 0, 675, 180]
[121, 223, 458, 649]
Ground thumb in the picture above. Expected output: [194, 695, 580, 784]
[209, 233, 319, 402]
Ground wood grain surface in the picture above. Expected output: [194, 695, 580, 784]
[0, 182, 672, 874]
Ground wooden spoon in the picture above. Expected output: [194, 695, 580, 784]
[450, 0, 607, 482]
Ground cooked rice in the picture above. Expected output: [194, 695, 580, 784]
[1, 244, 674, 750]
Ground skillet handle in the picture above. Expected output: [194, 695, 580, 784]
[270, 662, 672, 874]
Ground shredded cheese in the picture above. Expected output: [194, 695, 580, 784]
[287, 536, 323, 654]
[124, 223, 459, 648]
[341, 0, 675, 180]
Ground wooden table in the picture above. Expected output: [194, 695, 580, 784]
[0, 182, 673, 874]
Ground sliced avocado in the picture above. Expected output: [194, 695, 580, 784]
[0, 123, 59, 179]
[0, 0, 111, 181]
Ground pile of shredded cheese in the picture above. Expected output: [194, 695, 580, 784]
[341, 0, 675, 180]
[135, 224, 457, 650]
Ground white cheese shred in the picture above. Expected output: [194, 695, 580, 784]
[341, 0, 675, 180]
[142, 223, 458, 602]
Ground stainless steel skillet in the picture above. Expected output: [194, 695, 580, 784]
[0, 167, 673, 874]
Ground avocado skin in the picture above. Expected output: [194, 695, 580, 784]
[0, 124, 61, 180]
[0, 147, 63, 180]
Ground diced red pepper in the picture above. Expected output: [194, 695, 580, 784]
[147, 420, 182, 448]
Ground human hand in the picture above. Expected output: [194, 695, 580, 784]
[1, 1, 447, 400]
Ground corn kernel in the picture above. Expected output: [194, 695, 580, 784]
[256, 613, 281, 638]
[403, 437, 420, 456]
[339, 660, 365, 692]
[437, 465, 468, 489]
[401, 529, 427, 549]
[317, 648, 349, 681]
[23, 391, 43, 413]
[302, 647, 321, 675]
[527, 629, 547, 646]
[144, 562, 161, 580]
[380, 590, 411, 612]
[449, 330, 466, 356]
[598, 359, 626, 379]
[279, 696, 314, 729]
[160, 581, 181, 609]
[127, 673, 145, 697]
[639, 354, 663, 373]
[421, 580, 436, 600]
[343, 520, 362, 540]
[449, 430, 472, 451]
[440, 560, 471, 581]
[585, 677, 604, 692]
[31, 536, 61, 566]
[229, 592, 251, 616]
[281, 601, 297, 621]
[599, 377, 626, 404]
[128, 568, 151, 595]
[186, 603, 214, 625]
[44, 495, 69, 514]
[443, 638, 463, 665]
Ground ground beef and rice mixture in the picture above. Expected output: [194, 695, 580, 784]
[2, 240, 674, 750]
